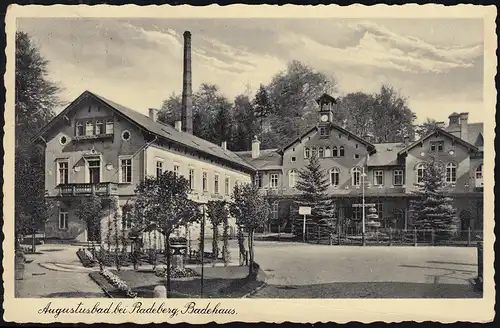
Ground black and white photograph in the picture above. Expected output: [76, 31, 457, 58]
[3, 4, 496, 324]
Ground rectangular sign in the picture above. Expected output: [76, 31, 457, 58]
[352, 203, 377, 208]
[298, 206, 312, 215]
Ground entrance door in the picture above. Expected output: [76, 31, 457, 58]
[460, 210, 472, 239]
[88, 160, 101, 184]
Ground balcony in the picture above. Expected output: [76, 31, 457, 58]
[72, 133, 114, 142]
[58, 182, 119, 197]
[265, 188, 284, 197]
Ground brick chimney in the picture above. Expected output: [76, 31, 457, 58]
[148, 108, 158, 122]
[252, 136, 260, 159]
[181, 31, 193, 134]
[175, 121, 182, 132]
[459, 112, 469, 142]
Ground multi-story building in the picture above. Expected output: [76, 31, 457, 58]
[236, 94, 484, 234]
[32, 32, 254, 243]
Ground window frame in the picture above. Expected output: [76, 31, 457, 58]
[105, 119, 114, 134]
[202, 171, 208, 192]
[330, 167, 340, 187]
[95, 120, 104, 135]
[189, 168, 195, 190]
[85, 121, 94, 136]
[155, 159, 164, 178]
[76, 122, 84, 136]
[214, 173, 220, 194]
[58, 209, 69, 230]
[339, 146, 345, 157]
[270, 173, 279, 189]
[351, 167, 361, 187]
[430, 140, 444, 152]
[173, 163, 180, 176]
[225, 176, 230, 195]
[318, 147, 324, 158]
[332, 146, 338, 157]
[374, 170, 384, 186]
[416, 163, 425, 184]
[446, 162, 457, 183]
[254, 173, 262, 188]
[288, 169, 297, 188]
[119, 156, 133, 184]
[393, 169, 404, 186]
[304, 147, 310, 159]
[56, 159, 70, 185]
[122, 206, 132, 230]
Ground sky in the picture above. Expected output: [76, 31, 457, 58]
[17, 17, 484, 124]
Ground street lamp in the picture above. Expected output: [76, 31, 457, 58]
[361, 168, 367, 246]
[197, 195, 208, 298]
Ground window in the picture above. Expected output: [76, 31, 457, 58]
[374, 170, 384, 186]
[355, 144, 359, 149]
[225, 176, 230, 195]
[214, 174, 220, 194]
[351, 167, 361, 186]
[446, 162, 457, 183]
[270, 174, 279, 189]
[58, 210, 68, 230]
[106, 120, 114, 134]
[475, 164, 483, 187]
[319, 127, 329, 137]
[430, 141, 444, 152]
[88, 159, 101, 184]
[289, 169, 297, 188]
[311, 147, 317, 158]
[120, 158, 132, 183]
[332, 146, 338, 157]
[339, 146, 345, 157]
[173, 164, 180, 176]
[76, 122, 84, 136]
[393, 170, 404, 186]
[189, 169, 195, 190]
[85, 121, 94, 136]
[122, 207, 132, 229]
[352, 206, 362, 221]
[318, 147, 324, 158]
[202, 172, 208, 192]
[156, 160, 163, 178]
[272, 201, 279, 220]
[57, 160, 69, 185]
[325, 146, 331, 157]
[121, 130, 131, 141]
[376, 202, 384, 223]
[59, 135, 68, 146]
[254, 173, 262, 188]
[330, 168, 340, 187]
[354, 154, 359, 159]
[416, 163, 425, 184]
[96, 120, 104, 135]
[291, 156, 296, 162]
[304, 148, 310, 159]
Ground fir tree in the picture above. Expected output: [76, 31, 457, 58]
[409, 157, 458, 241]
[294, 153, 336, 239]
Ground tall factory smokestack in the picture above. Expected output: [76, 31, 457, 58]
[181, 31, 193, 134]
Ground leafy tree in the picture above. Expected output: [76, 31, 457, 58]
[206, 200, 229, 263]
[253, 84, 273, 131]
[409, 157, 458, 242]
[416, 118, 440, 139]
[294, 153, 336, 240]
[372, 84, 416, 143]
[232, 94, 259, 151]
[15, 31, 61, 245]
[157, 92, 181, 126]
[132, 171, 201, 295]
[230, 183, 271, 275]
[337, 92, 375, 139]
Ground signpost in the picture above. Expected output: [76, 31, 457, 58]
[299, 206, 312, 243]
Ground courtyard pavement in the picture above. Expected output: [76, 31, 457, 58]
[15, 240, 481, 298]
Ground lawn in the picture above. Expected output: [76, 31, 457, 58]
[90, 265, 266, 298]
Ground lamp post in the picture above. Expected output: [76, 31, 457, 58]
[198, 195, 208, 298]
[361, 167, 367, 247]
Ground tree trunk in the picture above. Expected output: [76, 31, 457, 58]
[165, 232, 171, 296]
[248, 230, 255, 276]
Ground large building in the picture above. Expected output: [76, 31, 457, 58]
[236, 95, 484, 234]
[33, 32, 254, 243]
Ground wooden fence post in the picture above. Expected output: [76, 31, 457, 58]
[413, 227, 417, 247]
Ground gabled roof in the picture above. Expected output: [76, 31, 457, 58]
[368, 143, 405, 167]
[278, 123, 376, 154]
[234, 149, 282, 171]
[397, 128, 479, 156]
[466, 122, 484, 147]
[32, 91, 255, 172]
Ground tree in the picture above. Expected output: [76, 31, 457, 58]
[230, 183, 271, 275]
[253, 84, 273, 131]
[206, 200, 229, 263]
[409, 157, 458, 242]
[132, 171, 201, 295]
[294, 153, 336, 240]
[372, 84, 416, 143]
[232, 94, 259, 151]
[158, 92, 182, 126]
[416, 118, 439, 139]
[15, 31, 61, 245]
[337, 92, 375, 139]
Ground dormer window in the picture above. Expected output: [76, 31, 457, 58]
[430, 141, 444, 152]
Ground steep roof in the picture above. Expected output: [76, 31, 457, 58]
[33, 91, 255, 172]
[466, 122, 484, 147]
[398, 128, 479, 156]
[367, 143, 405, 166]
[234, 149, 282, 171]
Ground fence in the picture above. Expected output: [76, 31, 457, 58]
[303, 225, 483, 247]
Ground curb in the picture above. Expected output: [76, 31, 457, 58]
[241, 281, 267, 299]
[88, 272, 114, 298]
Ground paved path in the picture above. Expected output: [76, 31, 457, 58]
[15, 244, 106, 298]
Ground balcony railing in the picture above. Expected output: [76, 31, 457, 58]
[58, 182, 119, 197]
[265, 188, 284, 196]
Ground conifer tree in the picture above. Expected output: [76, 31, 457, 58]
[294, 153, 336, 239]
[409, 157, 458, 241]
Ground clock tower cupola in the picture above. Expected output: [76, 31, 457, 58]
[316, 93, 337, 124]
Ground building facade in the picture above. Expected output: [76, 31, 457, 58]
[236, 94, 484, 234]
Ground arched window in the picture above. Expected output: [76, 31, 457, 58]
[446, 162, 457, 183]
[325, 146, 331, 157]
[85, 121, 94, 136]
[351, 167, 361, 186]
[318, 147, 324, 158]
[311, 147, 317, 158]
[304, 147, 310, 159]
[332, 146, 338, 157]
[289, 169, 297, 188]
[475, 164, 483, 187]
[330, 167, 340, 187]
[339, 146, 345, 157]
[416, 163, 425, 184]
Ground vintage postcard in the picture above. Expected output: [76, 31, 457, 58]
[3, 4, 496, 324]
